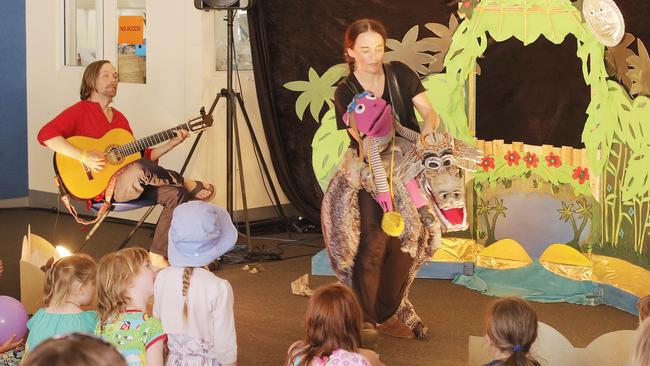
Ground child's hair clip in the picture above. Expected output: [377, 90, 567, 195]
[40, 256, 58, 273]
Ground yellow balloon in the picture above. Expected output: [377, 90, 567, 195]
[381, 211, 405, 237]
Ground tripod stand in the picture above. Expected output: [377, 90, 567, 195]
[128, 8, 288, 260]
[194, 9, 289, 259]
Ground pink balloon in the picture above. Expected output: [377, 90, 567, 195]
[0, 296, 28, 343]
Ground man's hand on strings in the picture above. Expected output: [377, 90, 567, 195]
[82, 150, 106, 172]
[168, 129, 189, 148]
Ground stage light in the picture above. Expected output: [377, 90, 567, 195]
[194, 0, 252, 10]
[55, 245, 72, 258]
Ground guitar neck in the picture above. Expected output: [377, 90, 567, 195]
[116, 123, 190, 157]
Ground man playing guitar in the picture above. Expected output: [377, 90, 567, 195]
[38, 60, 215, 263]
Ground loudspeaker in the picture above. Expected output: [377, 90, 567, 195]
[194, 0, 253, 10]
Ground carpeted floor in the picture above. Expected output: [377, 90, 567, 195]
[0, 208, 639, 366]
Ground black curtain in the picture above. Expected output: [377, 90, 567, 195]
[247, 0, 649, 223]
[248, 1, 454, 223]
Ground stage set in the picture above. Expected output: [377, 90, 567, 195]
[280, 0, 650, 364]
[1, 0, 650, 365]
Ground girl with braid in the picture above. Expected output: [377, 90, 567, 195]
[154, 201, 238, 366]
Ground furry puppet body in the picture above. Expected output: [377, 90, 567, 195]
[321, 132, 482, 337]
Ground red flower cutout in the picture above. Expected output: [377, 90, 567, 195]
[504, 151, 521, 166]
[572, 167, 589, 185]
[523, 152, 538, 168]
[545, 152, 561, 167]
[463, 1, 471, 7]
[480, 156, 495, 172]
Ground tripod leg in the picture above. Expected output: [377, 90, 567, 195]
[180, 130, 204, 176]
[234, 92, 290, 228]
[118, 204, 156, 250]
[231, 95, 253, 253]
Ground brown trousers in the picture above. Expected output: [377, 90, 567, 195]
[113, 159, 190, 256]
[353, 190, 414, 324]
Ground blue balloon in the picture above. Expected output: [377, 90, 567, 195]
[0, 296, 28, 343]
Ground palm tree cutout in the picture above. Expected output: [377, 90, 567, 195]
[557, 197, 593, 251]
[425, 15, 460, 73]
[477, 197, 507, 245]
[384, 25, 438, 75]
[283, 63, 348, 122]
[627, 39, 650, 97]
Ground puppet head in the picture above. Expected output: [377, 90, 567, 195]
[343, 91, 394, 138]
[415, 132, 482, 231]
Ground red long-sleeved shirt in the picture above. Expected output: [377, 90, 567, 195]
[38, 100, 152, 160]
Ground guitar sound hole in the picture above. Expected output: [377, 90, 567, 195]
[105, 148, 122, 164]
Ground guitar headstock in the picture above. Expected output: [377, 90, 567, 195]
[186, 113, 214, 133]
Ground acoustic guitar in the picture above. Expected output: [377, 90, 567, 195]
[54, 115, 213, 199]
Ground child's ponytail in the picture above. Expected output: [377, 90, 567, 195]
[182, 267, 194, 328]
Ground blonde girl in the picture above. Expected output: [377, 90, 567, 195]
[26, 254, 97, 351]
[95, 247, 165, 366]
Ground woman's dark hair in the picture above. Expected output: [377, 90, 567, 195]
[343, 19, 388, 73]
[80, 60, 112, 100]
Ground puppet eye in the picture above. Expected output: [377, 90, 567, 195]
[366, 93, 377, 100]
[424, 156, 440, 170]
[441, 156, 453, 167]
[355, 104, 366, 114]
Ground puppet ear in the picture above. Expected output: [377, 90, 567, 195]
[343, 111, 351, 126]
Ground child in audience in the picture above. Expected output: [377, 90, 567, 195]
[286, 283, 384, 366]
[26, 254, 98, 351]
[629, 318, 650, 366]
[95, 247, 165, 366]
[154, 201, 238, 366]
[21, 333, 126, 366]
[0, 259, 25, 366]
[482, 297, 540, 366]
[637, 295, 650, 323]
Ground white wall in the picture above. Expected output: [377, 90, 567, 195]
[26, 0, 288, 222]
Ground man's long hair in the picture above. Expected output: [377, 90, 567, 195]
[80, 60, 111, 100]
